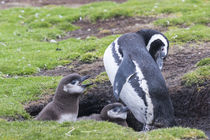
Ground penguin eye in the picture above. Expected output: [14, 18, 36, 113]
[112, 108, 117, 112]
[113, 107, 119, 112]
[161, 48, 164, 51]
[71, 80, 77, 85]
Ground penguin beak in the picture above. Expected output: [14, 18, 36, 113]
[156, 57, 163, 70]
[80, 75, 93, 88]
[120, 106, 129, 113]
[156, 51, 164, 70]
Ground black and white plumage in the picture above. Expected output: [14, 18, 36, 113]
[103, 29, 175, 130]
[137, 29, 169, 70]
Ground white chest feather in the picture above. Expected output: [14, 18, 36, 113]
[58, 113, 77, 123]
[120, 82, 146, 123]
[119, 61, 154, 124]
[103, 39, 120, 84]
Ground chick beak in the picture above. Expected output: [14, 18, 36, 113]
[120, 106, 129, 113]
[80, 75, 93, 88]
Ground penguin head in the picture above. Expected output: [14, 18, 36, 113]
[59, 73, 93, 94]
[101, 103, 128, 120]
[137, 29, 169, 70]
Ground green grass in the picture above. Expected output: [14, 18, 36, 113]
[0, 0, 209, 75]
[0, 35, 118, 75]
[0, 0, 209, 139]
[196, 58, 210, 67]
[0, 120, 207, 140]
[0, 76, 61, 118]
[165, 25, 210, 43]
[182, 58, 210, 86]
[92, 72, 109, 83]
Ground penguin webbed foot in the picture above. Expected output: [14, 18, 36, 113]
[142, 124, 154, 132]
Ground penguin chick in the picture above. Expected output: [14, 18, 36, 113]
[35, 73, 93, 123]
[78, 103, 128, 127]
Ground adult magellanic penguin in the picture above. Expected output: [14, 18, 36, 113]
[103, 29, 175, 130]
[35, 73, 93, 123]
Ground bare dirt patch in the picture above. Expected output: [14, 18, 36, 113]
[60, 16, 166, 40]
[162, 42, 210, 88]
[35, 59, 104, 77]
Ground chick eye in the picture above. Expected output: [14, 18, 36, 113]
[161, 48, 164, 51]
[113, 108, 117, 112]
[71, 80, 77, 85]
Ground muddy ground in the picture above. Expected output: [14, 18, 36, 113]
[1, 0, 210, 138]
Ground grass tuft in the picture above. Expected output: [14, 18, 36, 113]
[182, 58, 210, 86]
[196, 58, 210, 67]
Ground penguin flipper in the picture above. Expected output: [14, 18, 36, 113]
[113, 55, 136, 100]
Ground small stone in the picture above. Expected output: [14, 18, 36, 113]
[50, 39, 57, 43]
[35, 13, 39, 18]
[58, 15, 63, 18]
[18, 15, 23, 18]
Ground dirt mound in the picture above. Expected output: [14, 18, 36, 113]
[36, 60, 104, 77]
[25, 94, 53, 116]
[162, 42, 210, 88]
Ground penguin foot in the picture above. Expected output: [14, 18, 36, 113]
[142, 124, 153, 131]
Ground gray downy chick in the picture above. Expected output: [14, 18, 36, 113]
[35, 73, 92, 123]
[78, 102, 128, 127]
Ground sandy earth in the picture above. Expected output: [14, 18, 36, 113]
[1, 0, 209, 138]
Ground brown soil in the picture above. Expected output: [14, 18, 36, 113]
[60, 16, 166, 40]
[162, 42, 210, 88]
[35, 60, 105, 77]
